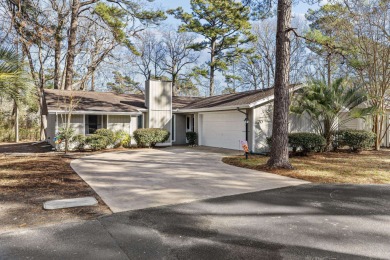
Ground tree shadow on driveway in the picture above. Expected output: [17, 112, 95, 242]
[99, 184, 390, 259]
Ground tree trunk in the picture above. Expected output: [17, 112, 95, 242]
[327, 53, 331, 88]
[54, 14, 64, 89]
[64, 0, 80, 90]
[14, 101, 19, 143]
[91, 71, 95, 91]
[209, 40, 216, 96]
[267, 0, 293, 169]
[374, 114, 381, 150]
[172, 72, 177, 95]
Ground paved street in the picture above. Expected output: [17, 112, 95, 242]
[1, 184, 390, 259]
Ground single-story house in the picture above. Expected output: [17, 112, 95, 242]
[43, 80, 390, 151]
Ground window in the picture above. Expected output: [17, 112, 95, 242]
[137, 115, 143, 129]
[86, 115, 102, 134]
[186, 116, 190, 130]
[171, 115, 176, 142]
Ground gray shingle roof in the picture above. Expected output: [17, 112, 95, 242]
[181, 88, 274, 109]
[44, 89, 144, 113]
[43, 87, 277, 113]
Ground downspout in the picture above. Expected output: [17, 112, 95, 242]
[237, 107, 249, 142]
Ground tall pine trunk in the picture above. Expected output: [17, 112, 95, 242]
[64, 0, 80, 90]
[267, 0, 293, 169]
[209, 40, 216, 96]
[54, 13, 65, 89]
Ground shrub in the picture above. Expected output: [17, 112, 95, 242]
[186, 132, 197, 146]
[337, 130, 376, 152]
[95, 129, 115, 147]
[56, 127, 75, 153]
[71, 134, 87, 151]
[85, 134, 108, 151]
[288, 132, 326, 155]
[267, 132, 326, 155]
[115, 130, 131, 148]
[133, 128, 170, 148]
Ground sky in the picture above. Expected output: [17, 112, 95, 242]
[124, 0, 324, 95]
[153, 0, 322, 25]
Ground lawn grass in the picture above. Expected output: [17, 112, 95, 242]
[222, 149, 390, 184]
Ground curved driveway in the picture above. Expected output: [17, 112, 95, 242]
[71, 147, 308, 212]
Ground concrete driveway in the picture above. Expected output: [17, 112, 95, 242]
[71, 147, 308, 212]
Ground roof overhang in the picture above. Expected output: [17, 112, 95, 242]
[48, 110, 145, 115]
[248, 84, 303, 108]
[174, 104, 250, 113]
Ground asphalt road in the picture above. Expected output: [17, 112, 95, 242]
[1, 184, 390, 259]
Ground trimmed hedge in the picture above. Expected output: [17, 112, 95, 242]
[267, 132, 326, 155]
[95, 128, 116, 147]
[85, 134, 108, 151]
[335, 130, 376, 152]
[71, 134, 87, 151]
[133, 128, 170, 148]
[288, 133, 326, 155]
[115, 130, 131, 148]
[186, 132, 197, 146]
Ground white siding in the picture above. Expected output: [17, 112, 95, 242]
[253, 103, 273, 152]
[58, 114, 84, 135]
[145, 80, 172, 144]
[199, 111, 246, 150]
[130, 116, 138, 144]
[252, 103, 315, 152]
[289, 113, 314, 133]
[46, 113, 57, 146]
[108, 115, 131, 133]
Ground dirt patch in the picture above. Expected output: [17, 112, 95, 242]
[0, 142, 54, 154]
[223, 149, 390, 184]
[0, 142, 112, 233]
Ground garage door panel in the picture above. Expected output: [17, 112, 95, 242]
[200, 111, 246, 150]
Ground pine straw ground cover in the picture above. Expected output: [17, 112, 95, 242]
[222, 149, 390, 184]
[0, 143, 112, 233]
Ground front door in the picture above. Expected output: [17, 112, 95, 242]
[186, 115, 194, 143]
[186, 115, 192, 133]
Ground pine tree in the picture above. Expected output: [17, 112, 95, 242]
[168, 0, 255, 96]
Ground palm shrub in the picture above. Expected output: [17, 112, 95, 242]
[133, 128, 170, 148]
[0, 47, 30, 99]
[291, 78, 373, 150]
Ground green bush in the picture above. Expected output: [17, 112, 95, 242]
[288, 132, 326, 155]
[95, 128, 115, 147]
[337, 130, 376, 152]
[133, 128, 170, 148]
[267, 132, 326, 155]
[115, 130, 131, 148]
[85, 134, 108, 151]
[71, 134, 87, 151]
[186, 132, 197, 146]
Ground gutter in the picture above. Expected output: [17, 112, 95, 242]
[175, 105, 250, 113]
[48, 110, 144, 115]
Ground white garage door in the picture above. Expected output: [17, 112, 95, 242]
[200, 111, 246, 150]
